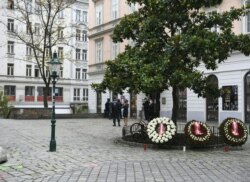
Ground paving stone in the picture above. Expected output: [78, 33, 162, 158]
[0, 118, 250, 182]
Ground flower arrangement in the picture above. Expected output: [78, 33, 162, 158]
[147, 117, 176, 143]
[184, 120, 212, 145]
[219, 118, 248, 146]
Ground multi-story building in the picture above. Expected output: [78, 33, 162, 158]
[88, 0, 140, 117]
[0, 0, 89, 114]
[89, 0, 250, 125]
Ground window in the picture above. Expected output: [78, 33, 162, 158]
[59, 67, 63, 78]
[45, 48, 50, 57]
[27, 0, 32, 13]
[55, 87, 63, 97]
[111, 0, 119, 20]
[34, 23, 40, 35]
[76, 49, 81, 60]
[58, 27, 63, 39]
[76, 29, 87, 42]
[76, 29, 81, 41]
[58, 47, 63, 59]
[82, 69, 87, 80]
[7, 19, 14, 32]
[111, 42, 119, 59]
[35, 1, 41, 14]
[4, 85, 15, 96]
[95, 40, 103, 63]
[7, 63, 14, 76]
[34, 65, 39, 77]
[82, 88, 88, 101]
[82, 11, 87, 22]
[74, 88, 80, 101]
[58, 10, 64, 19]
[76, 10, 81, 21]
[96, 4, 103, 25]
[45, 66, 49, 78]
[7, 41, 14, 54]
[82, 31, 87, 42]
[75, 68, 80, 79]
[222, 86, 238, 110]
[207, 11, 219, 33]
[25, 86, 34, 96]
[26, 44, 32, 56]
[82, 50, 87, 61]
[26, 65, 32, 77]
[8, 0, 14, 9]
[26, 22, 32, 34]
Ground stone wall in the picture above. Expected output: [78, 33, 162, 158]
[9, 108, 52, 119]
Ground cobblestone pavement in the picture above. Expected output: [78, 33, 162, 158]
[0, 118, 250, 182]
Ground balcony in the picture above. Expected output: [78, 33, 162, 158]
[88, 62, 107, 75]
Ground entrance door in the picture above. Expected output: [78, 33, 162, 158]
[206, 75, 219, 122]
[245, 72, 250, 123]
[96, 91, 102, 113]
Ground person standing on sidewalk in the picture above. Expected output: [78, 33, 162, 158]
[122, 100, 129, 126]
[111, 98, 121, 126]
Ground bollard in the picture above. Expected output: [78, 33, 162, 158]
[183, 146, 186, 152]
[143, 144, 147, 151]
[224, 146, 229, 152]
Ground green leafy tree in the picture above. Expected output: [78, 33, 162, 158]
[0, 92, 10, 118]
[92, 0, 250, 123]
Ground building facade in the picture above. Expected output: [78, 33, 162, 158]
[89, 0, 250, 124]
[0, 0, 89, 114]
[88, 0, 141, 117]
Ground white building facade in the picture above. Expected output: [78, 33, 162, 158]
[0, 0, 89, 113]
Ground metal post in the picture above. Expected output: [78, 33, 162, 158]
[49, 73, 57, 152]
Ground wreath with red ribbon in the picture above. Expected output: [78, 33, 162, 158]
[184, 120, 212, 146]
[219, 118, 248, 146]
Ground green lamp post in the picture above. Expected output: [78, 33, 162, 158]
[48, 52, 61, 152]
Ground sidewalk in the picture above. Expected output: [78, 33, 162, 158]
[0, 118, 250, 182]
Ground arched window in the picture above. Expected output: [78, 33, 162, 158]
[244, 71, 250, 123]
[206, 75, 218, 122]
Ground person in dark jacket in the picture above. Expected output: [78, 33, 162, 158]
[122, 100, 129, 126]
[104, 98, 110, 118]
[111, 99, 121, 126]
[148, 99, 154, 121]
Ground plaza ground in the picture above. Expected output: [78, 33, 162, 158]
[0, 118, 250, 182]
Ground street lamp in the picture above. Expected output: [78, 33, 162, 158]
[48, 51, 61, 152]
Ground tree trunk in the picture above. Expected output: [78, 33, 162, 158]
[172, 86, 179, 124]
[43, 84, 50, 108]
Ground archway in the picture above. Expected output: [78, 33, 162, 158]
[206, 75, 219, 122]
[244, 71, 250, 123]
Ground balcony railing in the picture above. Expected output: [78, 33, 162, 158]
[6, 95, 15, 101]
[37, 96, 63, 102]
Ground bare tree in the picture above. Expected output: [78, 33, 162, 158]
[2, 0, 76, 107]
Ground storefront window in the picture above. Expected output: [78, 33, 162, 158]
[222, 85, 238, 110]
